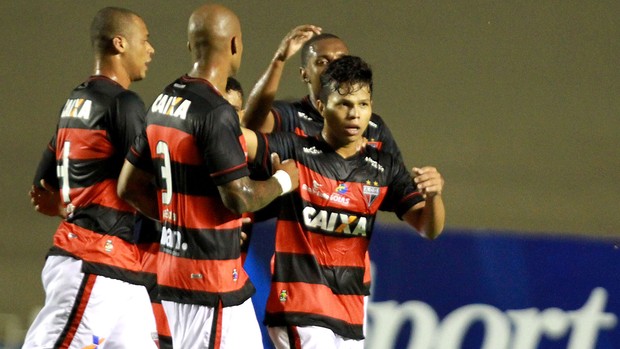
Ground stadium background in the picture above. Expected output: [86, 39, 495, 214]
[1, 1, 618, 348]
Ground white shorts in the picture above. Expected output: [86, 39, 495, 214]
[162, 298, 262, 349]
[22, 255, 157, 349]
[267, 325, 364, 349]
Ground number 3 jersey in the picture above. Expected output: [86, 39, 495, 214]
[127, 75, 254, 307]
[251, 132, 424, 340]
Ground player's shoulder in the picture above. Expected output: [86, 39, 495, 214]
[369, 112, 388, 130]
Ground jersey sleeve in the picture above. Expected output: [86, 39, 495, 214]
[369, 113, 404, 163]
[126, 128, 154, 174]
[251, 131, 297, 175]
[380, 156, 424, 219]
[271, 100, 298, 133]
[198, 104, 250, 185]
[32, 135, 59, 189]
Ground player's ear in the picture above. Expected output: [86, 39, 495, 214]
[111, 35, 126, 54]
[300, 68, 309, 83]
[231, 36, 239, 55]
[316, 98, 325, 115]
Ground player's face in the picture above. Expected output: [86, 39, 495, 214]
[123, 16, 154, 82]
[319, 83, 372, 146]
[224, 89, 243, 117]
[301, 38, 349, 98]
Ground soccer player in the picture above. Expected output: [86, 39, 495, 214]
[116, 4, 299, 348]
[242, 28, 402, 161]
[225, 76, 244, 116]
[242, 55, 445, 348]
[24, 7, 158, 348]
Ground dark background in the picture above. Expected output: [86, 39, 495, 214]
[1, 0, 618, 339]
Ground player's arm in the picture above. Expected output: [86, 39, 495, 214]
[218, 153, 297, 215]
[402, 166, 445, 239]
[242, 25, 321, 133]
[30, 136, 66, 218]
[117, 160, 159, 220]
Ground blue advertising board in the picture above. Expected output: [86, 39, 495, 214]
[245, 221, 620, 349]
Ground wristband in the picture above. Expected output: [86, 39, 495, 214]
[272, 170, 292, 195]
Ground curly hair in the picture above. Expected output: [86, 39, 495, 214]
[318, 55, 373, 103]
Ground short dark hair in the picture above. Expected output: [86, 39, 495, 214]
[300, 33, 342, 68]
[90, 7, 140, 54]
[226, 77, 243, 96]
[318, 55, 373, 103]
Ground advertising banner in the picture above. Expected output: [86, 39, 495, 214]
[245, 222, 620, 349]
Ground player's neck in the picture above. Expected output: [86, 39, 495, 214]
[94, 58, 131, 89]
[321, 131, 362, 159]
[187, 61, 228, 95]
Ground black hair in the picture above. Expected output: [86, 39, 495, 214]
[300, 33, 342, 67]
[318, 55, 373, 103]
[90, 7, 140, 54]
[226, 76, 243, 96]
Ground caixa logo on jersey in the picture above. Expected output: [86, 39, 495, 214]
[365, 287, 617, 349]
[302, 206, 368, 237]
[160, 226, 188, 256]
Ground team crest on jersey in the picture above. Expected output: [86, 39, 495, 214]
[279, 289, 288, 302]
[232, 268, 239, 282]
[363, 180, 381, 208]
[104, 239, 113, 253]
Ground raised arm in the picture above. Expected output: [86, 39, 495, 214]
[242, 25, 321, 133]
[402, 166, 445, 239]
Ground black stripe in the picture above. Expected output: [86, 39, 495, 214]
[67, 158, 120, 188]
[208, 300, 222, 349]
[273, 253, 366, 295]
[54, 273, 94, 348]
[152, 158, 220, 197]
[68, 205, 135, 240]
[159, 279, 255, 307]
[158, 335, 173, 349]
[160, 224, 241, 261]
[265, 311, 364, 340]
[81, 261, 150, 286]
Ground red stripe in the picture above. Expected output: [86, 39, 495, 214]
[275, 220, 368, 267]
[157, 253, 248, 293]
[151, 302, 172, 337]
[54, 223, 142, 272]
[212, 300, 224, 349]
[160, 193, 241, 229]
[267, 281, 364, 325]
[58, 274, 97, 348]
[147, 124, 202, 165]
[288, 326, 302, 349]
[56, 128, 112, 160]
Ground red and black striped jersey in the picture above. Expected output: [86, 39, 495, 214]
[272, 96, 403, 163]
[252, 132, 423, 340]
[127, 75, 254, 307]
[41, 76, 147, 285]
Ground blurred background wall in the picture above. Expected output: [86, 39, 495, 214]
[0, 0, 618, 346]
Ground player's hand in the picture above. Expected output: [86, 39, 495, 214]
[412, 166, 444, 198]
[274, 25, 322, 62]
[29, 179, 67, 218]
[271, 153, 299, 192]
[240, 216, 252, 247]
